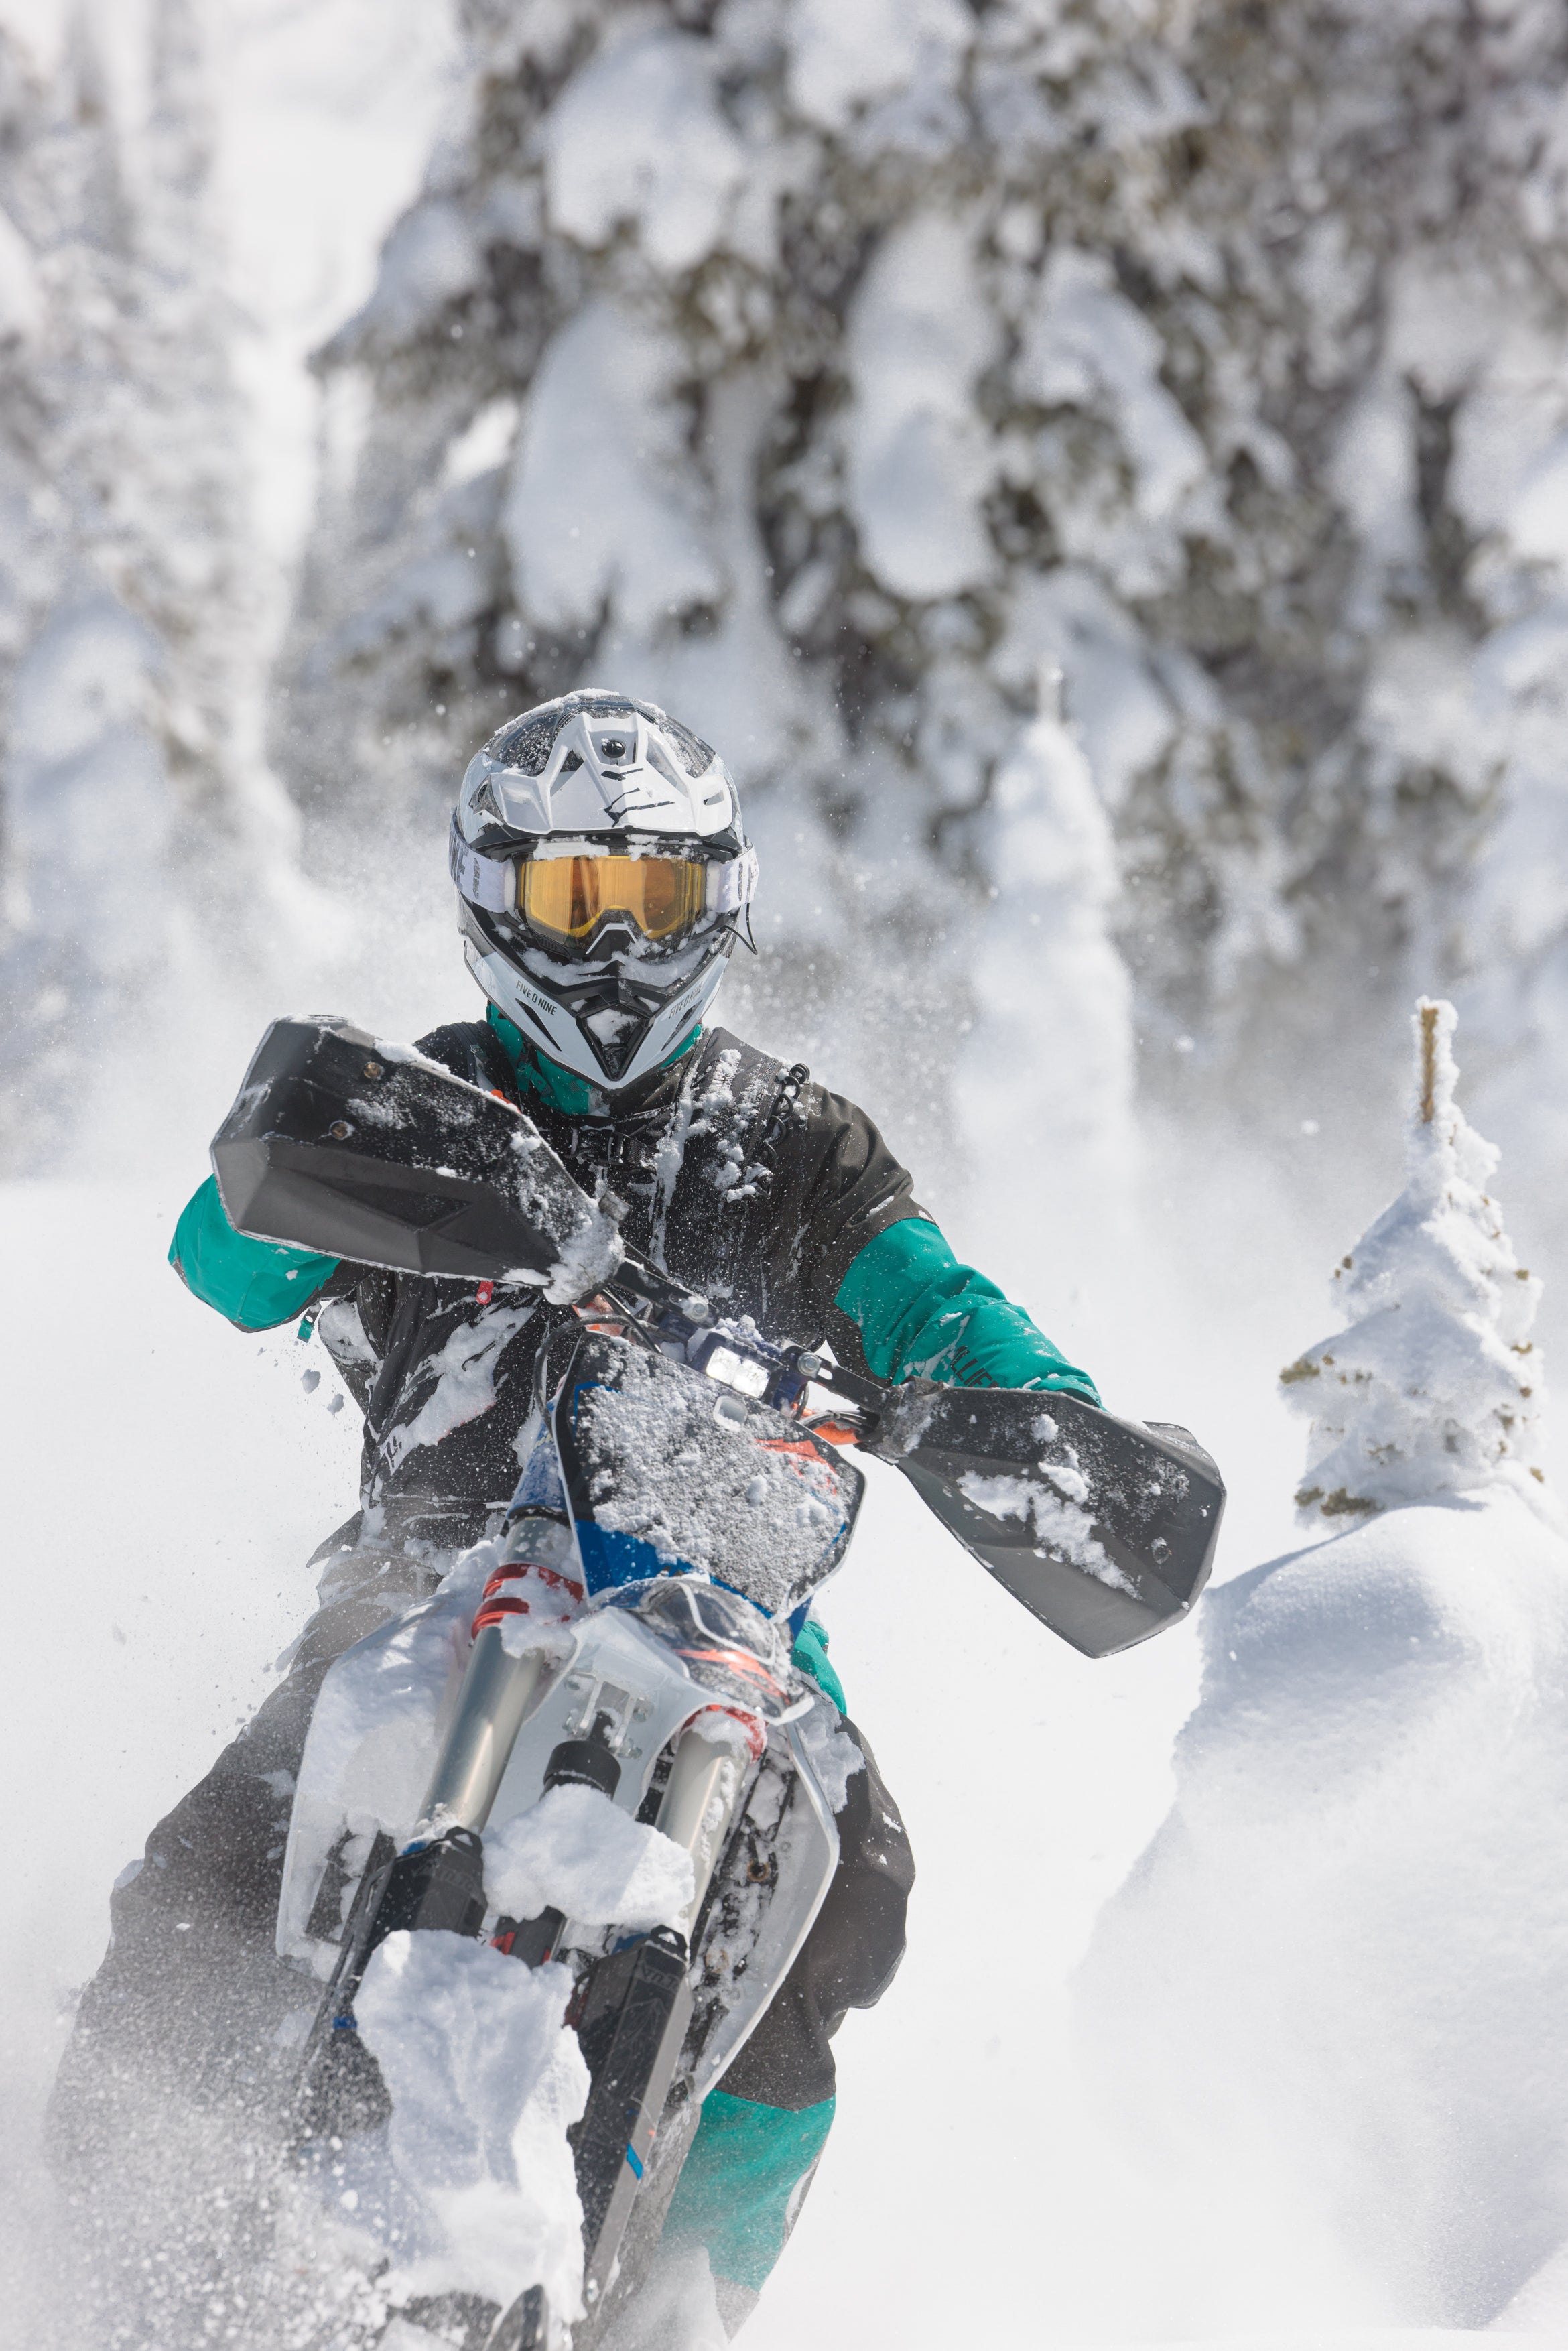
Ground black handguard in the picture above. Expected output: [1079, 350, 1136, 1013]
[865, 1383, 1224, 1658]
[212, 1016, 1223, 1655]
[210, 1015, 624, 1301]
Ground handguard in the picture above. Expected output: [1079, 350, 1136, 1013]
[866, 1382, 1224, 1658]
[210, 1015, 623, 1301]
[212, 1015, 1225, 1656]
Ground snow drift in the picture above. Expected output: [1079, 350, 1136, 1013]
[1081, 1492, 1568, 2328]
[1077, 1003, 1568, 2329]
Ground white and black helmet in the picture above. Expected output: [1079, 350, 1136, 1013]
[450, 689, 759, 1092]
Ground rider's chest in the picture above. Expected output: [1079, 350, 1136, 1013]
[559, 1108, 779, 1308]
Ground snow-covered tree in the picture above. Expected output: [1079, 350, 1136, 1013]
[1281, 995, 1554, 1525]
[954, 684, 1133, 1232]
[0, 0, 308, 1171]
[275, 0, 1568, 1155]
[0, 27, 69, 1156]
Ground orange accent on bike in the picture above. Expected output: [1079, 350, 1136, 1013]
[574, 1291, 629, 1336]
[482, 1562, 582, 1600]
[533, 1563, 583, 1598]
[472, 1597, 531, 1633]
[472, 1559, 583, 1637]
[678, 1646, 787, 1700]
[684, 1703, 767, 1763]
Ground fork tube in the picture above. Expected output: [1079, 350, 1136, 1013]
[415, 1629, 549, 1836]
[655, 1726, 751, 1940]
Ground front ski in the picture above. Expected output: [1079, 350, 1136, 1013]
[570, 1926, 695, 2320]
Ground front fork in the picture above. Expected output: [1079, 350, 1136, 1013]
[296, 1516, 573, 2122]
[417, 1510, 586, 1833]
[296, 1515, 755, 2141]
[409, 1508, 759, 1929]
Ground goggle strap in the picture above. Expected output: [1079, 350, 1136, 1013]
[449, 816, 515, 913]
[709, 846, 759, 915]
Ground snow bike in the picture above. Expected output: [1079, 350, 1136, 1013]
[212, 1018, 1226, 2348]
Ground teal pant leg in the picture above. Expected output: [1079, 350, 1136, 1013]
[660, 2088, 835, 2322]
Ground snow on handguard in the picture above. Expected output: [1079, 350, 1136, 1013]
[211, 1014, 624, 1300]
[869, 1383, 1224, 1657]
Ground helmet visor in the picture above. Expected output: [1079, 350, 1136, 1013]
[520, 853, 706, 946]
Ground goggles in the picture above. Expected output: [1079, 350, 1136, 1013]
[520, 853, 706, 946]
[450, 818, 759, 942]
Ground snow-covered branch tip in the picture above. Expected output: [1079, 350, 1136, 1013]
[1280, 997, 1560, 1531]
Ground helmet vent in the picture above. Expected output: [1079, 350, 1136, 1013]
[491, 707, 562, 774]
[665, 717, 714, 777]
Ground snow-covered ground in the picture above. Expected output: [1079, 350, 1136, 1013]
[5, 1105, 1565, 2348]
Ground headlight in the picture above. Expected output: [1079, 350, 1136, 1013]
[702, 1344, 771, 1398]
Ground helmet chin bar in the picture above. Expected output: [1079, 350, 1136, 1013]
[463, 932, 730, 1093]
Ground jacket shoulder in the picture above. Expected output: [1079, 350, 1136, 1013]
[698, 1025, 799, 1102]
[413, 1019, 512, 1092]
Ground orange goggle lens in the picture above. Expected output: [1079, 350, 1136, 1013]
[519, 854, 706, 944]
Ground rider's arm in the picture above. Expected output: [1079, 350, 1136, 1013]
[169, 1174, 342, 1332]
[834, 1216, 1100, 1403]
[775, 1068, 1099, 1403]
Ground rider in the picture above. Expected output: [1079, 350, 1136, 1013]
[52, 690, 1099, 2334]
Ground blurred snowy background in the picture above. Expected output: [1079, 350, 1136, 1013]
[7, 0, 1568, 2343]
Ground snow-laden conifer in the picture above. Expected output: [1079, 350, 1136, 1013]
[276, 0, 1568, 1137]
[0, 23, 88, 1163]
[956, 672, 1133, 1226]
[0, 1, 306, 1169]
[1282, 996, 1553, 1525]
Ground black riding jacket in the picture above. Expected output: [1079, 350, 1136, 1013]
[308, 1021, 927, 1529]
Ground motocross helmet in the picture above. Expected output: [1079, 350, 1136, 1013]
[450, 690, 758, 1092]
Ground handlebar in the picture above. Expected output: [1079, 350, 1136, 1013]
[585, 1245, 891, 1436]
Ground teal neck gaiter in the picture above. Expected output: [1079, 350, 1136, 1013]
[486, 1005, 702, 1115]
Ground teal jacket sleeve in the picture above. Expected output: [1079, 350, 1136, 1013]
[789, 1616, 846, 1711]
[169, 1174, 341, 1333]
[834, 1216, 1100, 1404]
